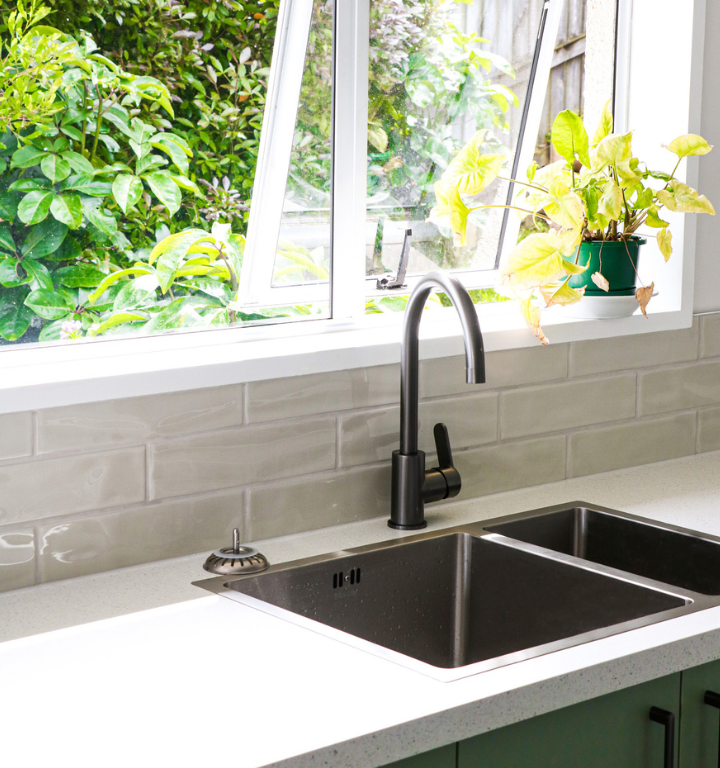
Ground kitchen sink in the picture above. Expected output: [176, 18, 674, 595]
[195, 501, 713, 681]
[211, 533, 683, 670]
[487, 505, 720, 595]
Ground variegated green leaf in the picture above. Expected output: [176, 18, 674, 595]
[656, 180, 715, 215]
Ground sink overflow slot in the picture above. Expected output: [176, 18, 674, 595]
[333, 568, 361, 589]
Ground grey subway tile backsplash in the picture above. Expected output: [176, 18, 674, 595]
[0, 447, 146, 526]
[568, 413, 697, 477]
[0, 412, 33, 461]
[570, 320, 699, 377]
[149, 418, 336, 499]
[37, 385, 243, 455]
[37, 490, 243, 583]
[0, 313, 718, 593]
[639, 360, 720, 416]
[421, 344, 568, 398]
[452, 435, 567, 498]
[248, 464, 391, 541]
[697, 406, 720, 453]
[246, 365, 399, 423]
[701, 314, 720, 359]
[0, 529, 35, 591]
[500, 374, 636, 440]
[339, 393, 498, 468]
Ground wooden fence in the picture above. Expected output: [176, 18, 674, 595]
[468, 0, 588, 164]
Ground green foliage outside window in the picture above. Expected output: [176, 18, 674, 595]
[0, 0, 511, 345]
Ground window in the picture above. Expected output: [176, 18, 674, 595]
[0, 0, 704, 379]
[240, 0, 622, 318]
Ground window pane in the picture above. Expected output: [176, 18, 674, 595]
[269, 0, 333, 311]
[0, 0, 313, 348]
[366, 0, 547, 284]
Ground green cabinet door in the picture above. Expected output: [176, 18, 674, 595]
[680, 659, 720, 767]
[381, 743, 456, 768]
[459, 673, 681, 768]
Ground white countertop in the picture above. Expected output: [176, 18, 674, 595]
[5, 451, 720, 768]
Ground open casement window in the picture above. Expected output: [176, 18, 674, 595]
[364, 0, 561, 298]
[237, 0, 334, 313]
[238, 0, 617, 319]
[239, 0, 620, 317]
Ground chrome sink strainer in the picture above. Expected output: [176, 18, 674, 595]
[203, 528, 269, 576]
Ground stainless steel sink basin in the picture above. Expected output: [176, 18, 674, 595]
[195, 501, 713, 681]
[487, 505, 720, 595]
[210, 533, 683, 671]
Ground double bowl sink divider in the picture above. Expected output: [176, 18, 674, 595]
[195, 502, 720, 682]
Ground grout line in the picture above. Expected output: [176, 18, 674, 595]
[695, 408, 702, 454]
[31, 411, 38, 457]
[144, 444, 151, 503]
[33, 523, 42, 586]
[242, 488, 251, 541]
[496, 392, 504, 442]
[565, 433, 571, 479]
[697, 315, 704, 361]
[335, 415, 341, 470]
[242, 382, 250, 424]
[635, 371, 640, 418]
[566, 342, 574, 379]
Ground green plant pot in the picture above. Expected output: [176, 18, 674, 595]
[568, 238, 646, 296]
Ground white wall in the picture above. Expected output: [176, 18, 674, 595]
[694, 0, 720, 312]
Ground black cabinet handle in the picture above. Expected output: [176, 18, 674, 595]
[650, 707, 675, 768]
[704, 690, 720, 768]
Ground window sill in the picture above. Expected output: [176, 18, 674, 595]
[0, 299, 693, 414]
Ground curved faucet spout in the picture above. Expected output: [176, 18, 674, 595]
[389, 271, 486, 530]
[400, 271, 485, 455]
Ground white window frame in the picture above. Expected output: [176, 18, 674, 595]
[0, 0, 706, 413]
[238, 0, 565, 311]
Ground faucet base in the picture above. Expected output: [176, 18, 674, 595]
[388, 520, 428, 530]
[389, 450, 426, 529]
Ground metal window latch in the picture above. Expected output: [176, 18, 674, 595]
[376, 229, 412, 290]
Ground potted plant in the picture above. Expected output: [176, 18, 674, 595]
[429, 103, 715, 343]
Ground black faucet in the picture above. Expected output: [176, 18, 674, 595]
[388, 271, 486, 530]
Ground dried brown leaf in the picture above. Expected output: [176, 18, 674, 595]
[521, 297, 550, 345]
[591, 271, 610, 292]
[636, 282, 655, 319]
[529, 325, 550, 345]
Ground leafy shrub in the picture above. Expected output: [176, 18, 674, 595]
[45, 0, 278, 229]
[0, 5, 202, 342]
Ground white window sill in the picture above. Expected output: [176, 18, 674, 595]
[0, 299, 693, 414]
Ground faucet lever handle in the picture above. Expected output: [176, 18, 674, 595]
[433, 423, 454, 469]
[430, 423, 461, 500]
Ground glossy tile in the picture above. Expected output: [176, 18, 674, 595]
[697, 406, 720, 453]
[248, 464, 391, 540]
[700, 313, 720, 359]
[420, 344, 568, 398]
[37, 385, 243, 454]
[149, 418, 336, 499]
[0, 412, 33, 460]
[0, 447, 146, 525]
[246, 365, 399, 423]
[449, 435, 567, 499]
[339, 393, 498, 467]
[638, 360, 720, 415]
[37, 490, 243, 582]
[0, 529, 35, 592]
[568, 413, 697, 477]
[570, 320, 699, 376]
[500, 374, 636, 439]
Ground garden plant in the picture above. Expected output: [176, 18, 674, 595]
[430, 103, 715, 343]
